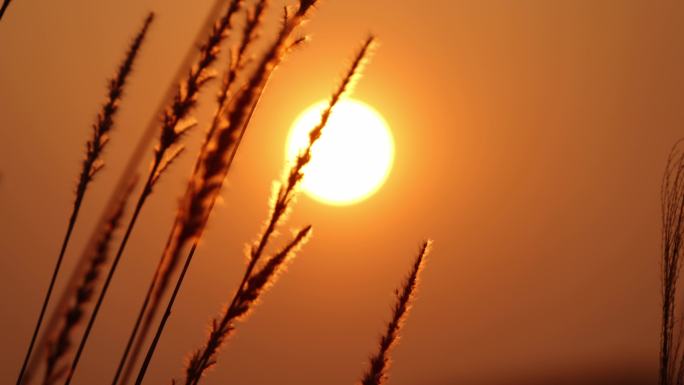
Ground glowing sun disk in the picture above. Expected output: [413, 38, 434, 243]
[286, 99, 394, 206]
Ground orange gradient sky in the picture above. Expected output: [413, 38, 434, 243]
[2, 1, 684, 384]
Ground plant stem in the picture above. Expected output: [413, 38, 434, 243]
[134, 243, 198, 385]
[16, 194, 83, 385]
[63, 159, 160, 385]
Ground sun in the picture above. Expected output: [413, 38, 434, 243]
[286, 99, 395, 206]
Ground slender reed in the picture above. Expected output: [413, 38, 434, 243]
[172, 37, 373, 385]
[126, 2, 318, 380]
[0, 0, 12, 21]
[15, 13, 153, 385]
[359, 241, 432, 385]
[112, 4, 266, 384]
[62, 3, 244, 384]
[42, 179, 137, 385]
[21, 3, 233, 384]
[139, 34, 374, 385]
[180, 226, 311, 385]
[660, 141, 684, 385]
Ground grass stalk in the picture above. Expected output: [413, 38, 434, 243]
[660, 141, 684, 385]
[61, 3, 244, 384]
[111, 4, 265, 384]
[359, 241, 432, 385]
[152, 34, 375, 385]
[15, 13, 153, 385]
[19, 3, 235, 384]
[181, 226, 311, 385]
[125, 2, 320, 381]
[0, 0, 12, 21]
[42, 179, 138, 385]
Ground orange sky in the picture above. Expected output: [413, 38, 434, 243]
[2, 1, 684, 384]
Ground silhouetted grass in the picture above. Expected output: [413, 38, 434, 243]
[660, 141, 684, 385]
[0, 0, 12, 21]
[15, 13, 153, 385]
[360, 241, 432, 385]
[126, 3, 321, 383]
[61, 3, 244, 384]
[162, 37, 376, 385]
[114, 3, 267, 384]
[42, 179, 137, 385]
[13, 2, 434, 385]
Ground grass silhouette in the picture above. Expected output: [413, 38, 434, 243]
[15, 14, 153, 385]
[660, 140, 684, 385]
[14, 2, 432, 385]
[359, 241, 431, 385]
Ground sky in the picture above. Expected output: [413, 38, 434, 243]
[2, 1, 684, 384]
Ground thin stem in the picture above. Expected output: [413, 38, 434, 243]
[16, 200, 81, 385]
[63, 159, 160, 385]
[132, 86, 262, 385]
[110, 233, 171, 385]
[134, 244, 198, 385]
[15, 14, 154, 385]
[0, 0, 12, 21]
[360, 241, 431, 385]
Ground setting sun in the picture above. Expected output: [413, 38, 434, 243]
[286, 99, 394, 206]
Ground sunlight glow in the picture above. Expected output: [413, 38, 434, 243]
[286, 99, 395, 206]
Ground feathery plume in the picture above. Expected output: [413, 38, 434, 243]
[182, 226, 311, 385]
[15, 13, 153, 385]
[62, 3, 244, 385]
[42, 179, 137, 385]
[164, 34, 375, 385]
[130, 3, 321, 379]
[113, 4, 267, 385]
[660, 141, 684, 385]
[360, 241, 432, 385]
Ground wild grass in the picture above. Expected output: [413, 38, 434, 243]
[113, 3, 268, 384]
[0, 0, 12, 21]
[20, 4, 236, 384]
[61, 3, 245, 384]
[15, 1, 433, 385]
[137, 36, 376, 385]
[359, 241, 432, 385]
[15, 13, 153, 385]
[660, 141, 684, 385]
[42, 179, 137, 385]
[123, 2, 321, 381]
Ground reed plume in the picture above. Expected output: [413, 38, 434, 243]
[41, 179, 137, 385]
[660, 141, 684, 385]
[165, 37, 375, 385]
[20, 4, 235, 385]
[62, 3, 244, 384]
[181, 226, 311, 385]
[359, 241, 432, 385]
[15, 13, 153, 385]
[112, 4, 265, 384]
[126, 2, 319, 380]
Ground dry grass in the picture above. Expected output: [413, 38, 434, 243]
[61, 3, 244, 384]
[182, 226, 311, 385]
[115, 3, 269, 383]
[0, 0, 12, 21]
[14, 2, 434, 385]
[111, 4, 266, 385]
[122, 2, 321, 382]
[660, 141, 684, 385]
[156, 36, 376, 385]
[359, 241, 432, 385]
[15, 13, 153, 385]
[42, 179, 137, 385]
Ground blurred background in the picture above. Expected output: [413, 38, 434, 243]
[2, 0, 684, 384]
